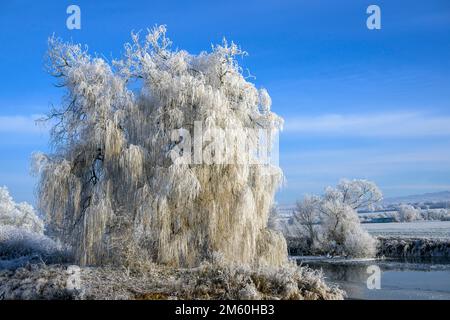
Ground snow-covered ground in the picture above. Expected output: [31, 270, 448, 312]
[363, 221, 450, 238]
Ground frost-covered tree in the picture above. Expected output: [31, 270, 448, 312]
[323, 179, 382, 211]
[0, 186, 43, 234]
[424, 208, 449, 221]
[397, 204, 421, 222]
[319, 200, 376, 257]
[293, 179, 380, 257]
[293, 195, 321, 250]
[34, 26, 286, 268]
[319, 179, 380, 257]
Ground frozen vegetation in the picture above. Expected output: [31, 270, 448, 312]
[0, 260, 343, 300]
[0, 187, 71, 270]
[277, 183, 450, 259]
[0, 225, 70, 268]
[35, 25, 286, 268]
[285, 223, 450, 258]
[0, 187, 342, 300]
[0, 26, 344, 300]
[0, 186, 43, 234]
[282, 219, 450, 258]
[377, 236, 450, 258]
[286, 179, 380, 258]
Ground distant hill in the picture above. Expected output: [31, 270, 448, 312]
[383, 191, 450, 206]
[276, 191, 450, 215]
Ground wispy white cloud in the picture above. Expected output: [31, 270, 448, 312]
[0, 115, 48, 134]
[284, 112, 450, 137]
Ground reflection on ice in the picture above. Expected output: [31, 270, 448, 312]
[294, 256, 450, 300]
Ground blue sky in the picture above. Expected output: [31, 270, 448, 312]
[1, 0, 450, 205]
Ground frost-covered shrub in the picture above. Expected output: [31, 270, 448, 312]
[0, 187, 69, 268]
[0, 186, 43, 234]
[397, 204, 421, 222]
[293, 179, 380, 258]
[35, 26, 285, 268]
[0, 225, 70, 265]
[0, 261, 344, 300]
[390, 211, 401, 222]
[421, 208, 449, 221]
[319, 200, 376, 257]
[0, 265, 77, 300]
[377, 236, 450, 258]
[342, 227, 377, 258]
[179, 261, 344, 300]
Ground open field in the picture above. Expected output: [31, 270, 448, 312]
[363, 221, 450, 239]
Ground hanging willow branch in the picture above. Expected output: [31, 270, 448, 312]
[34, 25, 286, 268]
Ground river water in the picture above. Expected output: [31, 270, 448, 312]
[294, 257, 450, 300]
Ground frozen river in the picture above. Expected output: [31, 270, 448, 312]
[293, 221, 450, 299]
[295, 257, 450, 300]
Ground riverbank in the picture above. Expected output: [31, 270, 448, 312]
[0, 260, 343, 300]
[286, 236, 450, 258]
[377, 237, 450, 258]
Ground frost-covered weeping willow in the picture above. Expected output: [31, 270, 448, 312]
[34, 26, 286, 268]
